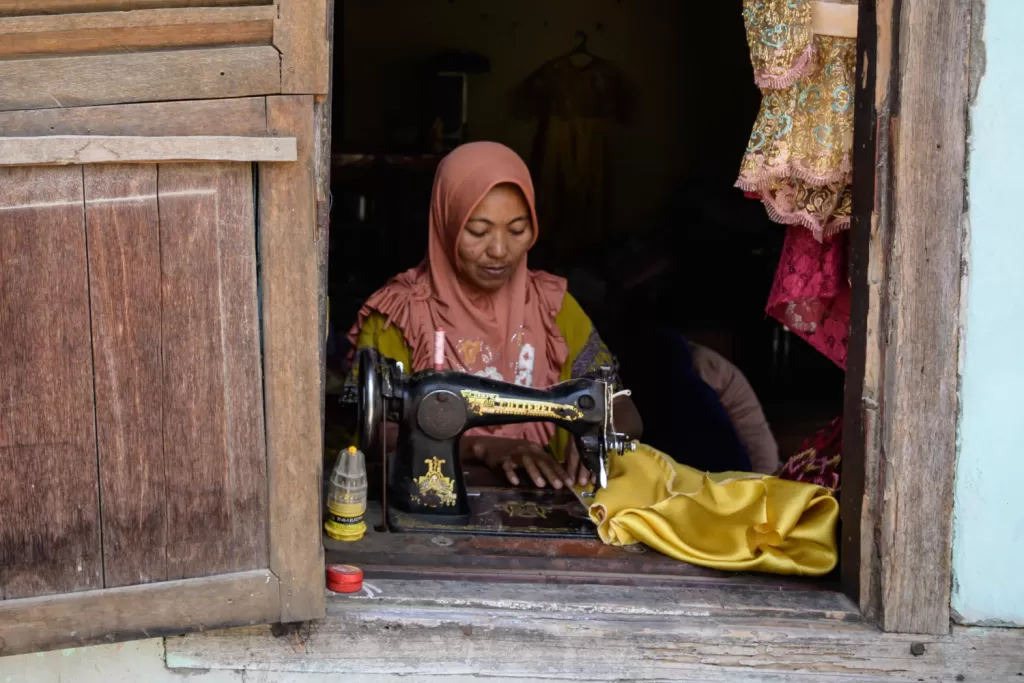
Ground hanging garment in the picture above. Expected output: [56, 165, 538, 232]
[588, 443, 839, 576]
[765, 224, 851, 369]
[777, 416, 842, 494]
[737, 0, 858, 241]
[515, 56, 634, 259]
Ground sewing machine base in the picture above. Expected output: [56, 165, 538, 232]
[324, 506, 837, 591]
[387, 486, 595, 538]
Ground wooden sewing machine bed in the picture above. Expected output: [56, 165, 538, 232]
[324, 463, 836, 590]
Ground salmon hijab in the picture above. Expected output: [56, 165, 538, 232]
[348, 141, 569, 444]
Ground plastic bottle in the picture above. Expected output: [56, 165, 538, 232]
[324, 446, 368, 542]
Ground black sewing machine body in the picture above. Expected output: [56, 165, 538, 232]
[357, 348, 633, 531]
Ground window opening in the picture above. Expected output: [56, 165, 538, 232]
[323, 0, 852, 590]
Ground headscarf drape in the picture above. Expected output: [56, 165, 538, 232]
[347, 141, 569, 445]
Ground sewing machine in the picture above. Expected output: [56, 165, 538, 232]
[356, 347, 635, 534]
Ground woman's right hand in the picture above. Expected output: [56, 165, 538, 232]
[462, 436, 573, 490]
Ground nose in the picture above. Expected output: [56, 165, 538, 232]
[485, 231, 508, 259]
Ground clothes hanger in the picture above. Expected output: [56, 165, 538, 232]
[570, 30, 590, 55]
[566, 29, 596, 66]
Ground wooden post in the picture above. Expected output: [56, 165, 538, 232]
[844, 0, 971, 634]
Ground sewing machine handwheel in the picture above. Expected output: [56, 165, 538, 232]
[357, 347, 385, 456]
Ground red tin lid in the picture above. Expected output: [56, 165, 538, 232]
[326, 564, 363, 590]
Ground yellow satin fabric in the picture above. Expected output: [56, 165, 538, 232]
[588, 443, 839, 576]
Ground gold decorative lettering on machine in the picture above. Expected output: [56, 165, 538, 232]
[460, 389, 583, 421]
[413, 457, 458, 507]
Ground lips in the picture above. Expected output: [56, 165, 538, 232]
[480, 265, 509, 279]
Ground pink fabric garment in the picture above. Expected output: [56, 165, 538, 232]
[347, 141, 569, 445]
[766, 225, 850, 370]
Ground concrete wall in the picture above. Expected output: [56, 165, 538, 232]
[950, 0, 1024, 627]
[0, 638, 545, 683]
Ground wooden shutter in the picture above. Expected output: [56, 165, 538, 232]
[0, 0, 328, 109]
[0, 0, 329, 658]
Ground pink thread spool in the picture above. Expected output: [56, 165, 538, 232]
[434, 328, 445, 371]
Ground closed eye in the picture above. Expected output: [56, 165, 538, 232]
[508, 217, 531, 235]
[464, 219, 492, 238]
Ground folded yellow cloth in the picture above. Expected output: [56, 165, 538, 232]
[589, 443, 839, 576]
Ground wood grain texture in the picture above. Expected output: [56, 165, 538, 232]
[0, 0, 271, 16]
[0, 136, 296, 165]
[312, 0, 333, 534]
[0, 46, 281, 112]
[842, 0, 888, 623]
[0, 6, 275, 58]
[274, 0, 329, 94]
[83, 165, 165, 589]
[158, 163, 267, 580]
[0, 569, 279, 657]
[0, 98, 268, 137]
[165, 580, 1024, 682]
[869, 0, 969, 635]
[260, 95, 325, 622]
[0, 166, 102, 600]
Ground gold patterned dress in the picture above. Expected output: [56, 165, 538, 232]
[736, 0, 858, 241]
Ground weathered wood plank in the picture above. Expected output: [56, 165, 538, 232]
[0, 166, 102, 600]
[165, 580, 1024, 682]
[0, 46, 281, 112]
[0, 0, 271, 16]
[842, 0, 889, 623]
[159, 164, 230, 579]
[83, 165, 166, 589]
[199, 162, 269, 577]
[0, 569, 279, 657]
[261, 95, 325, 622]
[312, 0, 333, 553]
[274, 0, 328, 94]
[0, 6, 275, 58]
[0, 136, 295, 165]
[0, 98, 268, 137]
[345, 579, 863, 622]
[158, 163, 267, 580]
[874, 0, 970, 635]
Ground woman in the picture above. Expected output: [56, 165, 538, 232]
[345, 141, 642, 490]
[344, 141, 778, 486]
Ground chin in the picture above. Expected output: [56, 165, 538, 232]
[474, 280, 506, 293]
[468, 273, 510, 293]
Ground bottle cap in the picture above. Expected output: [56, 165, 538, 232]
[326, 564, 363, 593]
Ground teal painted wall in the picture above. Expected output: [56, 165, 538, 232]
[951, 0, 1024, 626]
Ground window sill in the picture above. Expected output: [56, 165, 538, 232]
[165, 578, 1024, 681]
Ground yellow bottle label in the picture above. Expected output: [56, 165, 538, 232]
[324, 500, 367, 541]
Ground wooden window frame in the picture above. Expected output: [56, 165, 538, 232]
[317, 0, 970, 639]
[0, 0, 974, 659]
[840, 0, 969, 635]
[0, 95, 327, 657]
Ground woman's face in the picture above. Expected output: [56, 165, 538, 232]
[457, 183, 534, 293]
